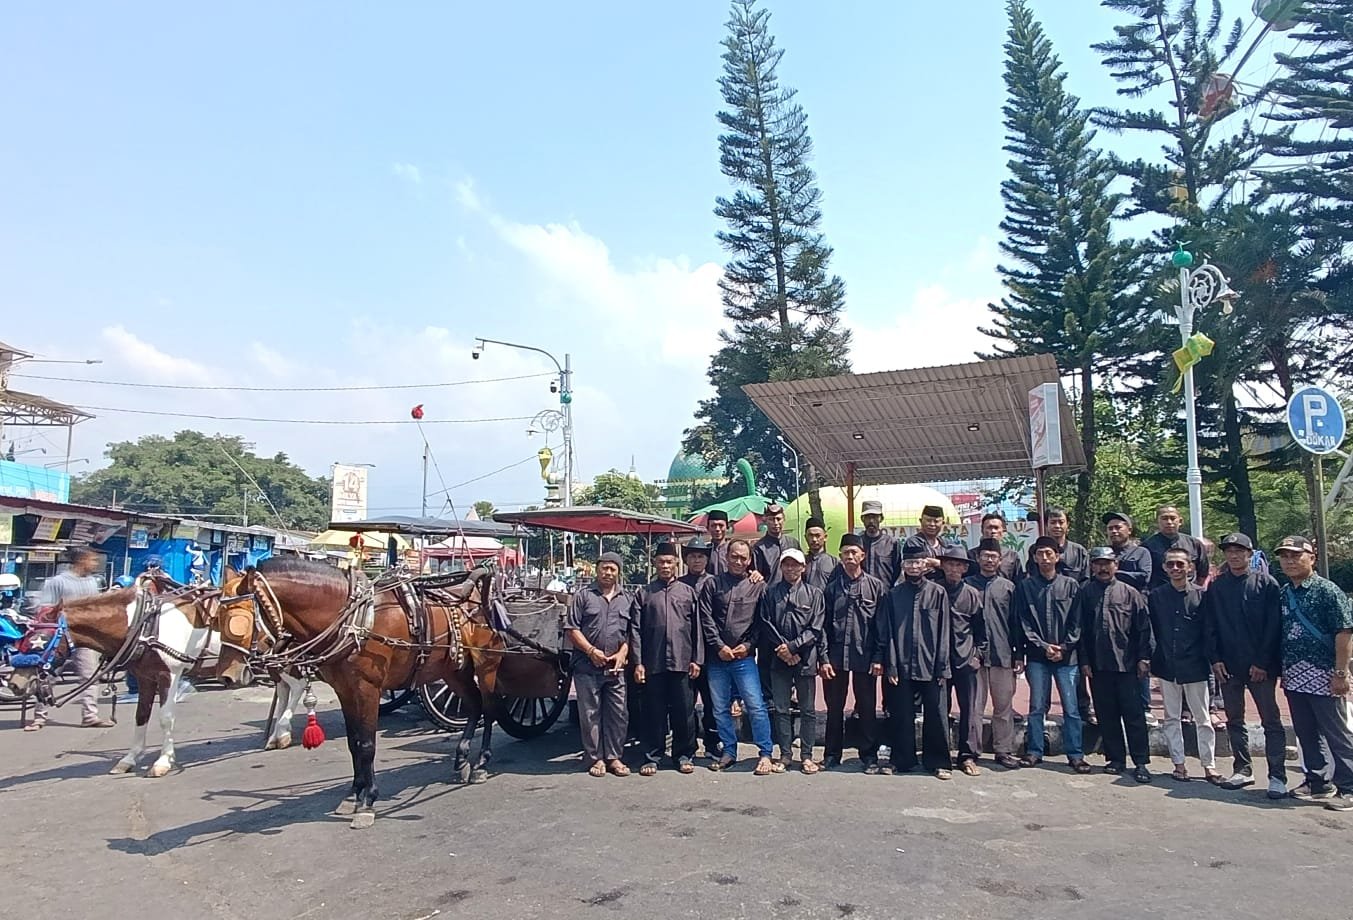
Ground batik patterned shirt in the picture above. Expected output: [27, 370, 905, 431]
[1281, 573, 1353, 696]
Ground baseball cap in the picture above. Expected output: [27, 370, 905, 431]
[780, 548, 806, 566]
[1218, 533, 1254, 551]
[861, 499, 883, 516]
[1102, 511, 1134, 529]
[1089, 546, 1117, 561]
[1275, 535, 1315, 555]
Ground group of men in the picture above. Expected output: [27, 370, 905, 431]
[564, 500, 1353, 812]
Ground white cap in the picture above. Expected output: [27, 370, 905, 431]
[780, 548, 806, 566]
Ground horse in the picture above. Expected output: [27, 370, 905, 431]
[5, 585, 231, 776]
[215, 557, 512, 829]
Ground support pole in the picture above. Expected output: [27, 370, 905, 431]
[1314, 457, 1330, 578]
[1180, 266, 1205, 539]
[1034, 466, 1047, 532]
[421, 443, 429, 518]
[845, 463, 856, 533]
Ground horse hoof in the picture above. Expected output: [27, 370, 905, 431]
[469, 769, 490, 785]
[148, 762, 171, 778]
[457, 762, 472, 784]
[332, 798, 356, 816]
[350, 809, 375, 830]
[109, 761, 133, 775]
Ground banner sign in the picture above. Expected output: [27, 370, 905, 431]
[1028, 383, 1063, 468]
[31, 517, 62, 542]
[331, 464, 370, 524]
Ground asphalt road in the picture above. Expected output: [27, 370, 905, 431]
[2, 685, 1349, 920]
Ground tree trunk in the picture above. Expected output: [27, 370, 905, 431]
[805, 462, 824, 524]
[1073, 362, 1097, 545]
[1222, 392, 1257, 538]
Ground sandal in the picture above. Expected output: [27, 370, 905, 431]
[23, 720, 45, 732]
[1172, 765, 1191, 782]
[678, 760, 695, 774]
[587, 760, 606, 778]
[753, 757, 773, 776]
[960, 760, 981, 777]
[709, 756, 736, 772]
[770, 759, 787, 774]
[1204, 771, 1224, 785]
[801, 759, 820, 775]
[607, 760, 631, 777]
[639, 763, 658, 777]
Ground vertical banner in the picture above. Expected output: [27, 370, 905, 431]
[0, 514, 11, 544]
[1028, 382, 1063, 468]
[331, 464, 369, 523]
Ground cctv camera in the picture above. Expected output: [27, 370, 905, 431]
[550, 381, 558, 393]
[471, 350, 480, 360]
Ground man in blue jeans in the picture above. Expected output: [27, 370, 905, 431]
[1016, 536, 1091, 773]
[701, 538, 775, 775]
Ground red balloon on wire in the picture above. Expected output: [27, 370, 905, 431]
[410, 404, 424, 420]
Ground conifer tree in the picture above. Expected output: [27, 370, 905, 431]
[985, 0, 1136, 541]
[684, 0, 849, 512]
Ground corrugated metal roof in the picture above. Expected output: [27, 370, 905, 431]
[0, 389, 93, 425]
[0, 341, 35, 360]
[743, 354, 1086, 486]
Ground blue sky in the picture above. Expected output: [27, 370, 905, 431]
[0, 2, 1281, 521]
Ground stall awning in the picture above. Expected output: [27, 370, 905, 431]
[493, 507, 705, 536]
[0, 495, 144, 529]
[332, 515, 517, 538]
[742, 354, 1086, 487]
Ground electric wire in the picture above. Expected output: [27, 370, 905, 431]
[73, 405, 534, 425]
[10, 372, 552, 392]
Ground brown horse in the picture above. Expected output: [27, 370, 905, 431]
[6, 586, 221, 776]
[216, 557, 511, 828]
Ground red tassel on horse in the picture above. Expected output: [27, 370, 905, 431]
[302, 712, 325, 749]
[300, 684, 325, 749]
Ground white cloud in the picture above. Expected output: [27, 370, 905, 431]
[101, 325, 214, 383]
[249, 343, 294, 378]
[392, 162, 422, 184]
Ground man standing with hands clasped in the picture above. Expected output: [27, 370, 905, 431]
[566, 552, 634, 778]
[1273, 536, 1353, 810]
[759, 548, 828, 774]
[1204, 533, 1287, 798]
[822, 533, 887, 771]
[631, 542, 703, 776]
[1078, 547, 1154, 782]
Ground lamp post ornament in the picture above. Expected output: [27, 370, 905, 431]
[1171, 244, 1237, 539]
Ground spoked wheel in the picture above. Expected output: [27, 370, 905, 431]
[416, 680, 474, 732]
[379, 687, 415, 716]
[493, 673, 571, 740]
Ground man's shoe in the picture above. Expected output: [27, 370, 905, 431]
[1133, 765, 1153, 784]
[1267, 778, 1289, 800]
[1019, 754, 1042, 768]
[994, 753, 1022, 770]
[934, 768, 952, 781]
[1323, 794, 1353, 812]
[1070, 759, 1092, 774]
[1290, 780, 1336, 801]
[1103, 762, 1124, 775]
[823, 755, 842, 770]
[1219, 772, 1255, 790]
[862, 760, 880, 775]
[81, 719, 116, 728]
[876, 763, 895, 776]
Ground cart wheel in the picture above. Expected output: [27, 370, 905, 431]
[416, 680, 473, 732]
[378, 687, 415, 716]
[493, 674, 571, 740]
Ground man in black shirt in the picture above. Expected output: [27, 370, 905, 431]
[859, 499, 899, 587]
[969, 512, 1022, 582]
[901, 504, 947, 578]
[752, 503, 801, 587]
[1149, 547, 1222, 783]
[759, 548, 828, 774]
[1025, 507, 1088, 583]
[1143, 505, 1209, 590]
[803, 516, 839, 591]
[704, 510, 731, 577]
[822, 533, 887, 771]
[1078, 548, 1154, 782]
[1016, 536, 1090, 773]
[566, 552, 634, 777]
[632, 542, 704, 775]
[1204, 532, 1286, 797]
[967, 537, 1022, 769]
[872, 544, 954, 779]
[679, 539, 721, 759]
[1106, 510, 1157, 724]
[940, 544, 985, 775]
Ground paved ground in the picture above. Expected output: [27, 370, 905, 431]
[2, 684, 1348, 920]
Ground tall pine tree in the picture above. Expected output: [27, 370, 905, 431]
[684, 0, 849, 513]
[985, 0, 1136, 542]
[1092, 0, 1274, 537]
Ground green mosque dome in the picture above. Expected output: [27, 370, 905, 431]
[666, 451, 723, 486]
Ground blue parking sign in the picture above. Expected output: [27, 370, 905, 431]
[1287, 386, 1346, 455]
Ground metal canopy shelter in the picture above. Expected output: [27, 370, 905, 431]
[743, 354, 1085, 527]
[331, 515, 517, 539]
[493, 507, 704, 536]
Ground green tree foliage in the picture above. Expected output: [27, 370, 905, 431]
[684, 0, 850, 513]
[71, 430, 331, 530]
[1264, 0, 1353, 251]
[575, 470, 663, 582]
[472, 500, 497, 520]
[985, 0, 1138, 540]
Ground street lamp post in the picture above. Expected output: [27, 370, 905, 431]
[474, 338, 574, 507]
[776, 434, 802, 530]
[1171, 247, 1238, 539]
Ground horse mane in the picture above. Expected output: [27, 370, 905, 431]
[256, 555, 350, 590]
[59, 587, 136, 612]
